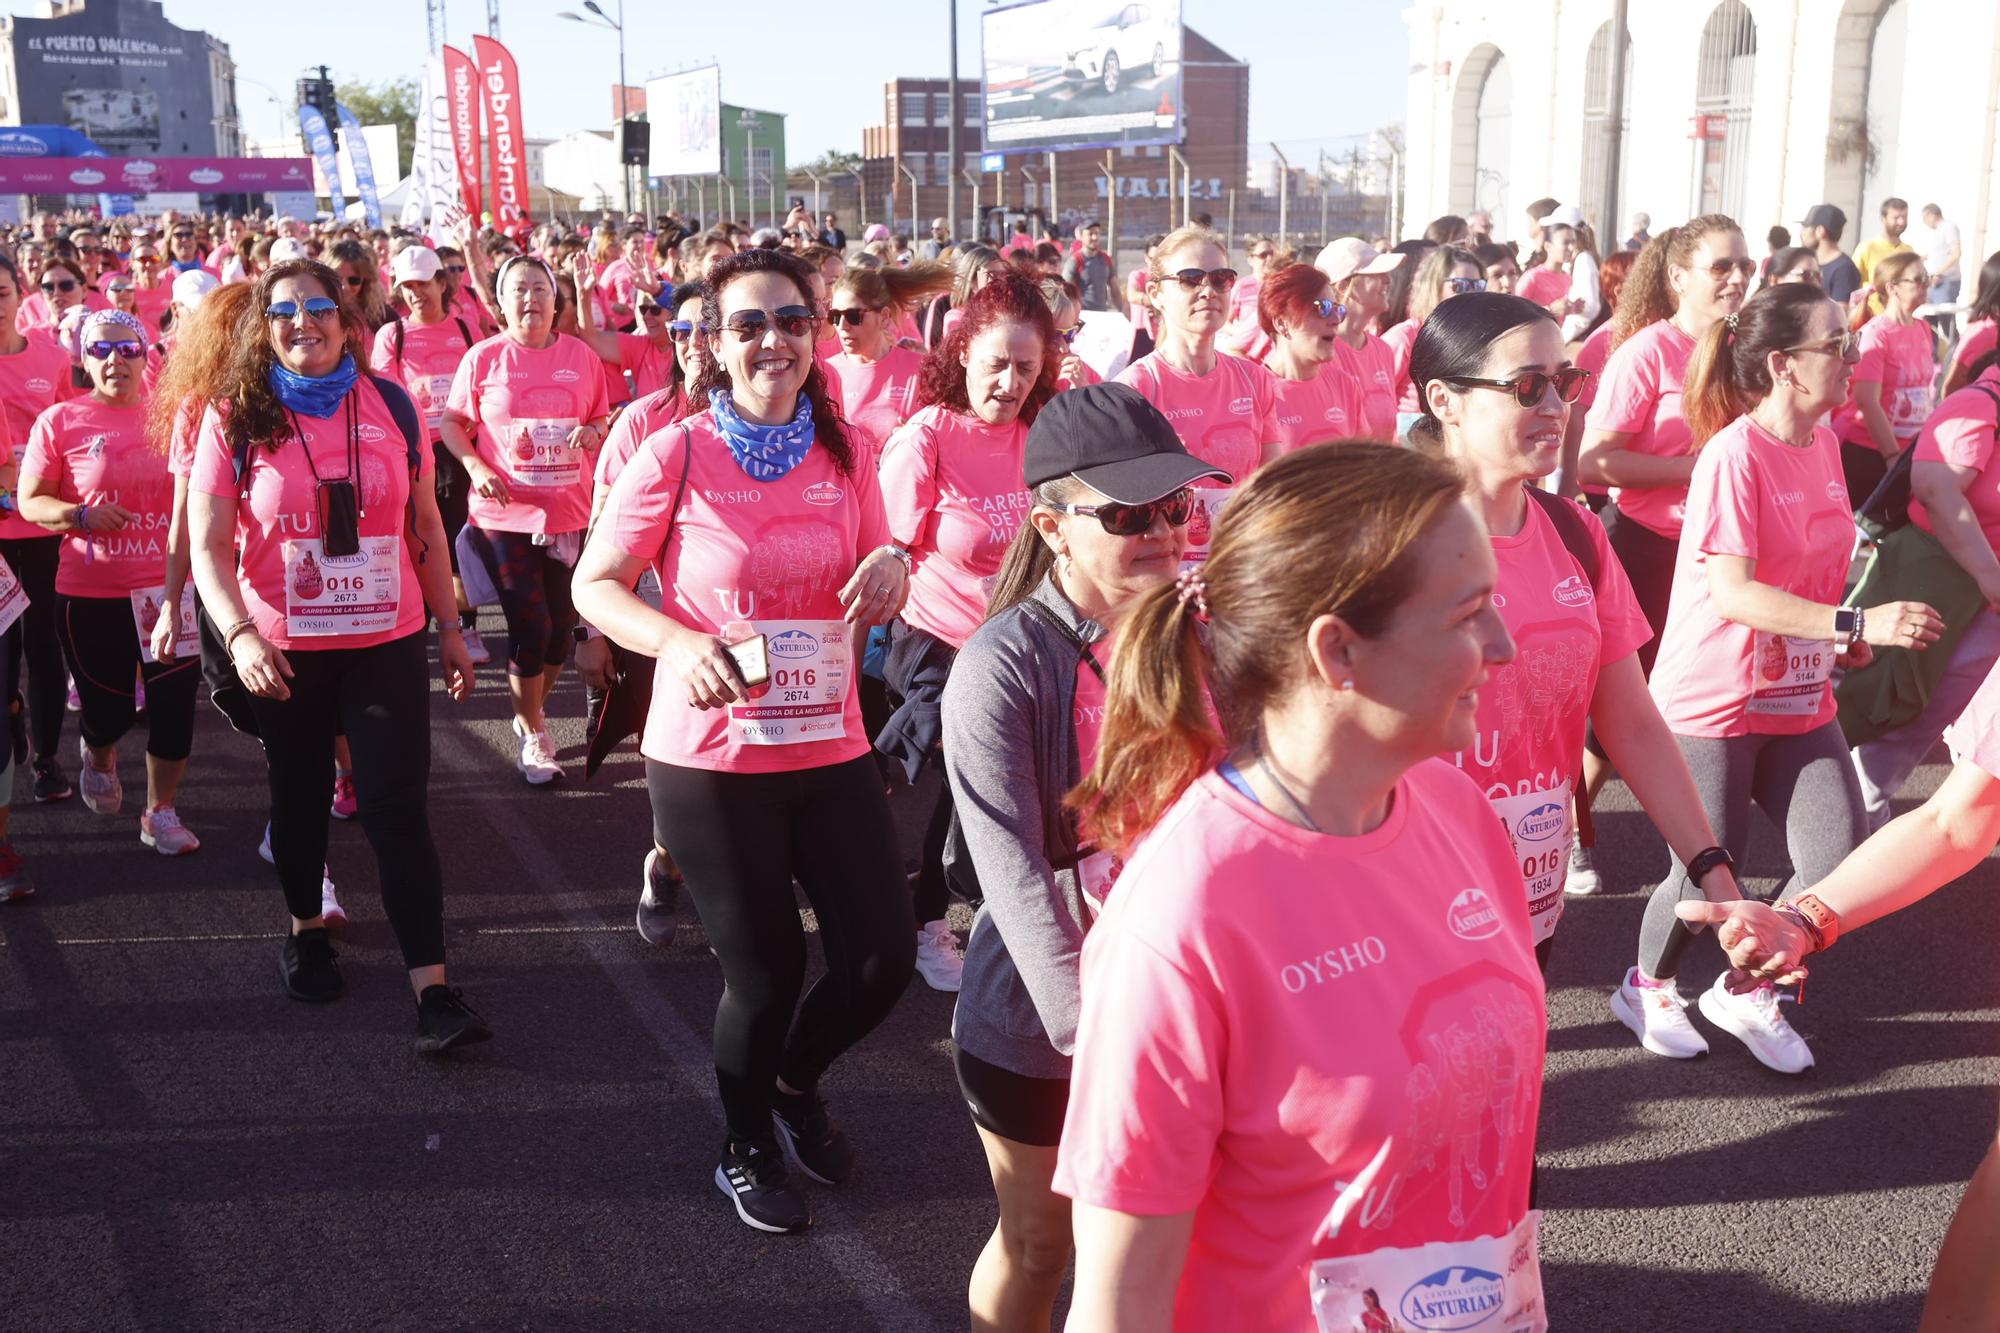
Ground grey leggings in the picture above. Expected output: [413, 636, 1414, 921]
[1638, 721, 1866, 980]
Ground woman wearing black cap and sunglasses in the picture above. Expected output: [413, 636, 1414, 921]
[943, 381, 1225, 1329]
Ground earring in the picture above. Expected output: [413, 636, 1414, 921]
[1339, 679, 1355, 692]
[1057, 551, 1073, 577]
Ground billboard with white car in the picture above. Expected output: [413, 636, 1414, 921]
[981, 0, 1184, 154]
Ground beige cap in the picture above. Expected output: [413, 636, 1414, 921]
[1316, 236, 1403, 285]
[392, 245, 442, 284]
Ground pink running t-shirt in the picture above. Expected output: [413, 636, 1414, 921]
[1833, 316, 1938, 446]
[879, 404, 1030, 649]
[826, 345, 926, 461]
[1380, 316, 1423, 414]
[1583, 319, 1697, 538]
[186, 383, 435, 652]
[1115, 351, 1277, 482]
[1334, 333, 1398, 441]
[21, 398, 167, 597]
[1909, 365, 2000, 550]
[1572, 322, 1617, 497]
[611, 332, 674, 404]
[0, 334, 79, 540]
[594, 383, 686, 501]
[597, 413, 887, 774]
[1268, 361, 1364, 452]
[1947, 631, 2000, 777]
[1054, 760, 1546, 1332]
[1648, 418, 1853, 738]
[1516, 265, 1571, 312]
[1953, 320, 1997, 383]
[371, 316, 475, 440]
[447, 332, 611, 536]
[1451, 495, 1650, 942]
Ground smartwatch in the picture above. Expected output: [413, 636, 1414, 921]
[1685, 845, 1735, 887]
[570, 625, 598, 645]
[1834, 606, 1864, 647]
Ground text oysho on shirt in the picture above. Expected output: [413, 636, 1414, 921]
[879, 405, 1031, 650]
[1268, 361, 1366, 456]
[1116, 351, 1279, 483]
[1582, 319, 1698, 539]
[1053, 759, 1546, 1332]
[447, 331, 611, 537]
[597, 413, 888, 775]
[21, 398, 166, 597]
[1648, 417, 1853, 737]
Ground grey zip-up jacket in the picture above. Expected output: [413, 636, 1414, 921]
[942, 574, 1104, 1080]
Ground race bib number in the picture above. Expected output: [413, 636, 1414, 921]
[1180, 486, 1233, 570]
[0, 552, 25, 637]
[726, 619, 852, 746]
[420, 373, 455, 430]
[1749, 632, 1832, 718]
[1489, 783, 1572, 945]
[496, 417, 581, 488]
[1310, 1211, 1545, 1333]
[1890, 385, 1934, 438]
[282, 536, 402, 638]
[129, 583, 198, 664]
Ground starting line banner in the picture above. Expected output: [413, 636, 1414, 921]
[0, 156, 315, 193]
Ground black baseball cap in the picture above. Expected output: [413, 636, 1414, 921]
[1800, 204, 1846, 231]
[1023, 382, 1230, 504]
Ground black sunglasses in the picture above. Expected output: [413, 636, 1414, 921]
[827, 308, 875, 327]
[40, 278, 77, 293]
[1167, 267, 1237, 293]
[1445, 277, 1488, 295]
[1050, 487, 1197, 537]
[1441, 367, 1592, 407]
[637, 303, 667, 318]
[171, 230, 193, 241]
[721, 305, 814, 341]
[83, 339, 145, 361]
[342, 274, 365, 289]
[444, 263, 468, 275]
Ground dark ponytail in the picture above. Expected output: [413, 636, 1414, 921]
[1682, 283, 1837, 447]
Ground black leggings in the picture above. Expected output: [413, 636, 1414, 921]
[432, 441, 469, 577]
[462, 526, 575, 677]
[1599, 499, 1678, 679]
[954, 1044, 1070, 1148]
[647, 755, 916, 1143]
[245, 630, 447, 969]
[0, 535, 64, 758]
[54, 593, 199, 761]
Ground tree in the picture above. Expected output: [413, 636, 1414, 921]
[336, 77, 420, 179]
[797, 149, 862, 177]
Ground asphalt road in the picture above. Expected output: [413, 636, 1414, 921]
[5, 640, 1997, 1332]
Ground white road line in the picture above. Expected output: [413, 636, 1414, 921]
[54, 931, 288, 945]
[434, 718, 937, 1333]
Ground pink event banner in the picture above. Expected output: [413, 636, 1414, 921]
[0, 157, 315, 192]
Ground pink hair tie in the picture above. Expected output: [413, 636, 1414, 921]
[1175, 567, 1209, 619]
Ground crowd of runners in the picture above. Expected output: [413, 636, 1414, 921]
[4, 191, 2000, 1329]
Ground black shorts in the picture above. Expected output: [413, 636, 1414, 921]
[954, 1044, 1070, 1148]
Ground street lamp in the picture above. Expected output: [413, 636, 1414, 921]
[558, 0, 632, 215]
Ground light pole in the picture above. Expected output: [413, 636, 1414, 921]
[946, 0, 958, 243]
[558, 0, 631, 215]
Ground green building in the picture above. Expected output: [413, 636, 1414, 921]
[717, 102, 786, 227]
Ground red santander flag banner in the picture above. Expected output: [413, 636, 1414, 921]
[472, 34, 529, 228]
[442, 44, 483, 220]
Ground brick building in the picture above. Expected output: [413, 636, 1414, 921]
[861, 26, 1247, 249]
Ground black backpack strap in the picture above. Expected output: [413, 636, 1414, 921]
[455, 316, 475, 347]
[1525, 486, 1599, 591]
[1016, 596, 1105, 680]
[392, 315, 405, 365]
[1971, 381, 2000, 423]
[366, 375, 424, 469]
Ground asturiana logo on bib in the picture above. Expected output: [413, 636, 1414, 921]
[1446, 887, 1502, 941]
[802, 480, 842, 506]
[1551, 575, 1592, 607]
[769, 629, 820, 658]
[1515, 802, 1566, 842]
[1400, 1265, 1505, 1331]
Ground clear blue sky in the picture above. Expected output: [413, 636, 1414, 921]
[156, 0, 1409, 161]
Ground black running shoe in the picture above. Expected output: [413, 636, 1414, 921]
[715, 1137, 812, 1234]
[414, 984, 493, 1055]
[635, 847, 681, 947]
[280, 927, 342, 1002]
[30, 756, 71, 803]
[771, 1087, 854, 1186]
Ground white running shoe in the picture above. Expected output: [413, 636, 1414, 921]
[1565, 834, 1603, 896]
[78, 739, 122, 816]
[461, 624, 492, 666]
[1610, 966, 1709, 1059]
[1698, 973, 1814, 1074]
[320, 870, 348, 927]
[514, 717, 564, 785]
[139, 805, 201, 856]
[914, 919, 964, 993]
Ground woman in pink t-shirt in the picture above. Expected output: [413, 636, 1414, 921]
[186, 258, 482, 1052]
[442, 254, 613, 785]
[1315, 236, 1405, 441]
[591, 229, 638, 332]
[1564, 249, 1635, 510]
[1834, 250, 1938, 502]
[1214, 235, 1272, 359]
[1943, 254, 1999, 394]
[1039, 277, 1103, 392]
[18, 309, 200, 857]
[878, 272, 1061, 987]
[19, 256, 101, 336]
[0, 251, 83, 810]
[1416, 292, 1736, 965]
[568, 250, 675, 407]
[573, 248, 916, 1235]
[1380, 244, 1485, 436]
[1615, 284, 1940, 1076]
[823, 263, 949, 460]
[1259, 262, 1364, 452]
[1056, 444, 1541, 1332]
[1115, 225, 1281, 481]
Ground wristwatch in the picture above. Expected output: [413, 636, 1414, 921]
[1834, 606, 1864, 647]
[1685, 845, 1736, 887]
[570, 624, 599, 644]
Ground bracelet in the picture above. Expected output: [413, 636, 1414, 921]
[224, 619, 260, 654]
[1776, 892, 1841, 954]
[73, 502, 88, 531]
[1685, 845, 1735, 887]
[881, 543, 913, 570]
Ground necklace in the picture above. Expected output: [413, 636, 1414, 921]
[1256, 750, 1323, 834]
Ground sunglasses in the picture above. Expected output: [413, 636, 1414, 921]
[1703, 258, 1758, 280]
[1308, 297, 1349, 321]
[171, 231, 193, 241]
[1250, 250, 1274, 261]
[445, 263, 468, 275]
[827, 308, 875, 327]
[84, 340, 145, 361]
[343, 275, 365, 289]
[40, 278, 77, 293]
[637, 304, 667, 318]
[667, 319, 709, 343]
[720, 305, 814, 341]
[1441, 367, 1592, 407]
[105, 283, 132, 295]
[1167, 267, 1238, 293]
[264, 296, 341, 322]
[1050, 487, 1198, 537]
[1445, 277, 1489, 295]
[1785, 331, 1862, 361]
[1057, 325, 1081, 344]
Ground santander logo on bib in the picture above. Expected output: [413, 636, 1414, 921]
[1446, 887, 1502, 941]
[1551, 575, 1593, 607]
[802, 480, 843, 506]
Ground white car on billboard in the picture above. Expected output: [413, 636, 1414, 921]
[1063, 2, 1172, 95]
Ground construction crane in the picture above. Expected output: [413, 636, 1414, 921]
[425, 0, 444, 52]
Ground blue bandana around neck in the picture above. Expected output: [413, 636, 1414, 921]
[268, 352, 358, 419]
[708, 387, 815, 480]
